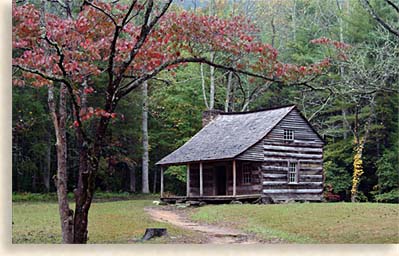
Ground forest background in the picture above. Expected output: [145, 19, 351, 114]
[12, 0, 398, 203]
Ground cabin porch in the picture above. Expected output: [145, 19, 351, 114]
[160, 160, 263, 203]
[160, 194, 262, 204]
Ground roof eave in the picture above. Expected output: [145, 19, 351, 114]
[155, 157, 236, 167]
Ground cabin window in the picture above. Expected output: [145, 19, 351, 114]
[242, 164, 252, 184]
[284, 129, 294, 141]
[288, 162, 297, 183]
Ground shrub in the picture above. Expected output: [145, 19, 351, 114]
[374, 190, 399, 203]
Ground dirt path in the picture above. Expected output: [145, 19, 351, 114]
[145, 207, 261, 244]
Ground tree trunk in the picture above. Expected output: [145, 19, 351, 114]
[48, 83, 74, 243]
[32, 166, 37, 193]
[43, 134, 51, 192]
[152, 167, 157, 193]
[225, 71, 233, 112]
[351, 140, 364, 202]
[209, 52, 215, 110]
[40, 1, 73, 242]
[350, 95, 375, 202]
[200, 63, 209, 109]
[142, 81, 150, 193]
[12, 135, 18, 191]
[130, 164, 136, 193]
[270, 16, 276, 48]
[292, 0, 297, 41]
[73, 102, 114, 243]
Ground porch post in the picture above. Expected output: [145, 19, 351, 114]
[160, 166, 164, 198]
[186, 163, 190, 197]
[233, 160, 236, 196]
[199, 162, 203, 196]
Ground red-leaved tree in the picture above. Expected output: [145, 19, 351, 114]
[12, 0, 337, 243]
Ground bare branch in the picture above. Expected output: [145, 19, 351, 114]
[117, 0, 173, 80]
[12, 64, 65, 82]
[151, 77, 172, 86]
[120, 0, 138, 27]
[385, 0, 399, 13]
[117, 56, 326, 99]
[83, 0, 117, 26]
[307, 91, 333, 121]
[43, 36, 68, 78]
[360, 0, 399, 38]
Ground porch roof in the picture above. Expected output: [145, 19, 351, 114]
[156, 105, 296, 166]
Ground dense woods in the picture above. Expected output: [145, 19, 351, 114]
[12, 0, 398, 243]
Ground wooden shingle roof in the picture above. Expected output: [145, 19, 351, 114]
[156, 105, 296, 166]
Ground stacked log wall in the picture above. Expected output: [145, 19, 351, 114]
[261, 109, 324, 202]
[226, 161, 262, 195]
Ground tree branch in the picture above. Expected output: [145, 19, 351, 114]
[83, 0, 117, 26]
[385, 0, 399, 13]
[117, 57, 325, 98]
[12, 64, 65, 82]
[360, 0, 399, 38]
[307, 91, 334, 121]
[117, 0, 173, 80]
[120, 0, 138, 27]
[43, 36, 68, 78]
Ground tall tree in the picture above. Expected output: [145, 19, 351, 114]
[13, 0, 330, 243]
[141, 80, 149, 193]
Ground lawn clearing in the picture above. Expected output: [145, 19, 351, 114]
[12, 200, 202, 244]
[190, 203, 399, 243]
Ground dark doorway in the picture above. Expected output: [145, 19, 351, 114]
[215, 166, 226, 195]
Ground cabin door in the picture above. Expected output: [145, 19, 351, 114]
[215, 166, 227, 195]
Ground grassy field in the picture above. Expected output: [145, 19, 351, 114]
[13, 199, 399, 244]
[12, 200, 201, 244]
[12, 192, 160, 202]
[190, 203, 399, 243]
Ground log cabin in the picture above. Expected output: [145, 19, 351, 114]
[155, 105, 324, 203]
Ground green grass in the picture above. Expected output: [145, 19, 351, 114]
[190, 203, 399, 243]
[12, 200, 200, 244]
[13, 200, 399, 244]
[12, 192, 160, 202]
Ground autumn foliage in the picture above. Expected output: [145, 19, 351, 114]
[12, 2, 339, 90]
[12, 0, 353, 243]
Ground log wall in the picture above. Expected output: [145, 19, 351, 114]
[261, 109, 324, 202]
[187, 109, 324, 201]
[226, 161, 262, 195]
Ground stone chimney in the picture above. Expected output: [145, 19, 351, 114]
[202, 109, 223, 127]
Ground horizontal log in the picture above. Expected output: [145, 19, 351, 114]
[263, 145, 323, 153]
[262, 166, 289, 171]
[263, 181, 322, 186]
[263, 173, 287, 178]
[268, 133, 321, 140]
[262, 181, 287, 185]
[263, 183, 323, 190]
[264, 138, 320, 144]
[301, 174, 323, 179]
[264, 157, 322, 163]
[263, 141, 324, 148]
[300, 166, 323, 171]
[262, 171, 288, 176]
[236, 156, 263, 161]
[263, 188, 323, 194]
[264, 151, 322, 159]
[298, 159, 323, 163]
